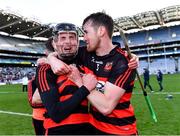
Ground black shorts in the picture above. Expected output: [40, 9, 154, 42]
[46, 123, 96, 135]
[32, 118, 45, 135]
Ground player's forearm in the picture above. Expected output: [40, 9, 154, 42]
[87, 90, 113, 115]
[47, 52, 71, 75]
[32, 88, 42, 104]
[42, 85, 90, 123]
[32, 96, 42, 104]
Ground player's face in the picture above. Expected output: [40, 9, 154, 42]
[54, 32, 78, 58]
[83, 21, 100, 52]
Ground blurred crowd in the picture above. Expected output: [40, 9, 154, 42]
[0, 67, 36, 84]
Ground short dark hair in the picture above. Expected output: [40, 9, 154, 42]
[45, 37, 54, 52]
[82, 12, 114, 38]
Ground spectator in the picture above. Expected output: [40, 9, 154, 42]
[143, 68, 153, 92]
[157, 69, 163, 91]
[22, 75, 28, 92]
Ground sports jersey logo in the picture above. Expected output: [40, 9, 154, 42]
[91, 57, 103, 71]
[104, 62, 113, 72]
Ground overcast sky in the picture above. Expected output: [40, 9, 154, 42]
[0, 0, 179, 26]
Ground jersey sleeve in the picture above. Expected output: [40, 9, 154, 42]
[36, 64, 90, 123]
[108, 57, 136, 91]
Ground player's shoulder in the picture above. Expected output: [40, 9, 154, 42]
[37, 64, 51, 72]
[115, 46, 126, 56]
[113, 47, 128, 61]
[38, 63, 51, 68]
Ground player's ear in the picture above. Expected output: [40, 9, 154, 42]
[98, 26, 106, 37]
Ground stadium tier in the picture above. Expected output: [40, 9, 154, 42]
[112, 25, 180, 74]
[0, 5, 180, 75]
[113, 25, 180, 47]
[0, 34, 46, 67]
[0, 25, 180, 75]
[0, 34, 46, 53]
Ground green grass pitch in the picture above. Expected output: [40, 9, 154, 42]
[0, 73, 180, 135]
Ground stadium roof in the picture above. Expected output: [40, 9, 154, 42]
[0, 5, 180, 38]
[114, 5, 180, 32]
[0, 9, 51, 38]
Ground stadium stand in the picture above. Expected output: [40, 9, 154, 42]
[0, 5, 180, 85]
[0, 35, 45, 84]
[112, 25, 180, 74]
[0, 28, 46, 84]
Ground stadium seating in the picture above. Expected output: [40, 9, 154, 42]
[112, 25, 180, 74]
[0, 34, 46, 54]
[0, 24, 180, 76]
[112, 25, 180, 46]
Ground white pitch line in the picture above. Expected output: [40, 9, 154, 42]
[133, 92, 180, 94]
[0, 110, 32, 117]
[0, 92, 24, 94]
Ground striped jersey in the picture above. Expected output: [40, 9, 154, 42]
[27, 78, 46, 121]
[77, 46, 137, 134]
[36, 64, 90, 130]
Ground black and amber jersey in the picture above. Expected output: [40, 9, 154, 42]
[77, 46, 137, 134]
[28, 77, 46, 122]
[28, 77, 44, 108]
[36, 64, 90, 129]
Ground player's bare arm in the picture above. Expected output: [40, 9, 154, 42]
[87, 82, 125, 115]
[47, 52, 71, 75]
[32, 88, 42, 104]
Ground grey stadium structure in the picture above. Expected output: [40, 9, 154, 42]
[0, 5, 180, 82]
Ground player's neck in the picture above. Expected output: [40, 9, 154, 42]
[96, 39, 114, 56]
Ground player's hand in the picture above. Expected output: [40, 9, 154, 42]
[37, 57, 48, 66]
[47, 52, 71, 75]
[67, 65, 83, 87]
[128, 53, 139, 69]
[82, 74, 97, 92]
